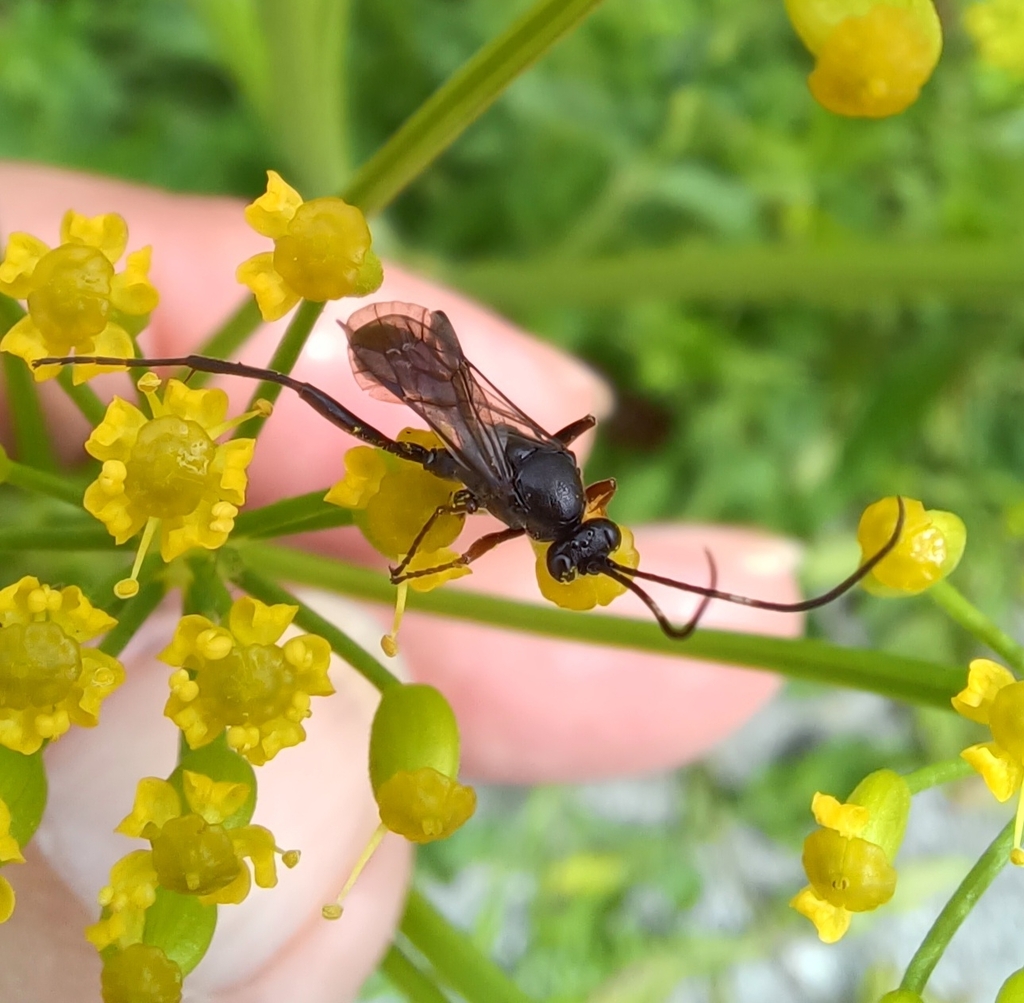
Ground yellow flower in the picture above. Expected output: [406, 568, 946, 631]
[791, 770, 910, 942]
[965, 0, 1024, 77]
[88, 770, 295, 951]
[532, 524, 640, 611]
[785, 0, 942, 118]
[369, 683, 476, 844]
[0, 576, 124, 754]
[953, 659, 1024, 863]
[161, 596, 333, 766]
[0, 797, 25, 924]
[101, 943, 183, 1003]
[325, 428, 470, 593]
[236, 170, 383, 321]
[83, 376, 264, 598]
[0, 210, 158, 382]
[857, 496, 965, 596]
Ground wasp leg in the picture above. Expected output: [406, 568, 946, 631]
[391, 526, 525, 584]
[389, 490, 480, 581]
[553, 414, 596, 446]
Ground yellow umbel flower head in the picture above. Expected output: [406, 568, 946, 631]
[966, 0, 1024, 78]
[101, 943, 183, 1003]
[952, 659, 1024, 864]
[0, 797, 25, 924]
[87, 771, 296, 951]
[790, 769, 910, 942]
[0, 210, 158, 382]
[785, 0, 942, 117]
[161, 597, 334, 766]
[236, 170, 383, 321]
[84, 375, 266, 598]
[0, 576, 124, 754]
[857, 496, 965, 596]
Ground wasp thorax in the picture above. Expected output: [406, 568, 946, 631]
[546, 518, 622, 582]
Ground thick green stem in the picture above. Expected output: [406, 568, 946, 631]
[342, 0, 607, 215]
[450, 241, 1024, 310]
[230, 562, 400, 692]
[903, 758, 975, 795]
[900, 819, 1014, 995]
[401, 890, 533, 1003]
[928, 580, 1024, 676]
[0, 524, 112, 550]
[1, 352, 56, 472]
[56, 368, 108, 427]
[235, 298, 325, 439]
[235, 542, 966, 708]
[232, 490, 353, 539]
[380, 944, 452, 1003]
[2, 455, 84, 508]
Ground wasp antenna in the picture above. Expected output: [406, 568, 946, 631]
[601, 547, 717, 640]
[606, 497, 906, 615]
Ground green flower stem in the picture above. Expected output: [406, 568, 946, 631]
[928, 580, 1024, 676]
[342, 0, 606, 215]
[236, 542, 966, 708]
[56, 368, 108, 427]
[0, 746, 47, 848]
[450, 241, 1024, 311]
[380, 944, 452, 1003]
[401, 890, 533, 1003]
[99, 575, 168, 658]
[1, 454, 84, 508]
[233, 490, 353, 538]
[0, 525, 113, 550]
[900, 818, 1014, 996]
[235, 298, 325, 440]
[1, 352, 57, 472]
[251, 508, 355, 537]
[230, 563, 401, 692]
[903, 758, 975, 795]
[189, 298, 264, 389]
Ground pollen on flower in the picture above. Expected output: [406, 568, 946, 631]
[83, 379, 262, 596]
[236, 170, 383, 321]
[161, 597, 334, 765]
[0, 210, 158, 382]
[0, 576, 125, 754]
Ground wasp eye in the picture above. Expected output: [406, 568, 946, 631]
[547, 551, 575, 583]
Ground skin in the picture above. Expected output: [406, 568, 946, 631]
[0, 164, 800, 1002]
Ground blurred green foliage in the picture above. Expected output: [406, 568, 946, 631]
[2, 0, 1022, 997]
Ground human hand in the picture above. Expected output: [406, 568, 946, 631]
[0, 163, 799, 1001]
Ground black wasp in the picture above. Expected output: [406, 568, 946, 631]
[39, 301, 904, 638]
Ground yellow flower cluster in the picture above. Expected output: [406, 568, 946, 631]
[785, 0, 942, 117]
[0, 576, 124, 754]
[162, 597, 334, 766]
[88, 771, 294, 950]
[0, 210, 157, 382]
[84, 376, 262, 598]
[237, 171, 382, 321]
[0, 798, 25, 924]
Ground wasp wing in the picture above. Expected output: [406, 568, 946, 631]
[342, 301, 560, 489]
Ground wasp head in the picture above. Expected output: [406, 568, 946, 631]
[546, 518, 622, 582]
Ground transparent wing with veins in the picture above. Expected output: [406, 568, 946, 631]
[342, 301, 561, 491]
